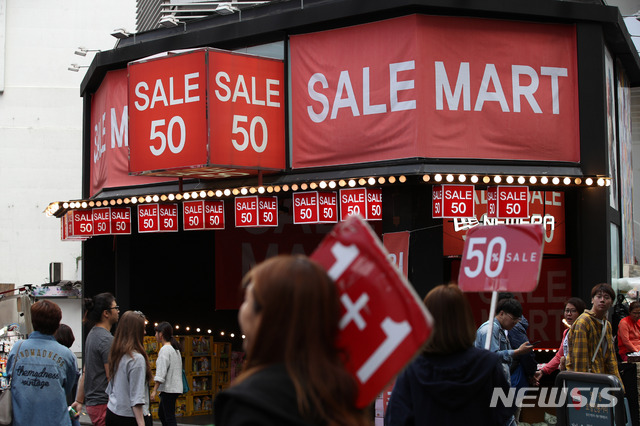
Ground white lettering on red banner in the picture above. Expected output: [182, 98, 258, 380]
[441, 185, 475, 218]
[92, 207, 111, 235]
[72, 210, 94, 237]
[235, 196, 259, 227]
[311, 215, 432, 407]
[318, 192, 338, 223]
[293, 192, 319, 224]
[340, 188, 382, 221]
[258, 196, 278, 227]
[290, 15, 579, 169]
[432, 185, 443, 218]
[138, 204, 160, 233]
[110, 207, 132, 234]
[183, 200, 204, 230]
[487, 186, 497, 218]
[496, 186, 529, 219]
[204, 200, 225, 229]
[367, 189, 382, 221]
[458, 224, 544, 292]
[61, 211, 90, 241]
[159, 204, 179, 232]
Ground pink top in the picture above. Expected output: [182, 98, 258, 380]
[542, 328, 568, 375]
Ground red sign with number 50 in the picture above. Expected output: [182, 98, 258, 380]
[458, 224, 544, 292]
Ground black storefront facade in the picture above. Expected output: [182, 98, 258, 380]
[47, 0, 640, 353]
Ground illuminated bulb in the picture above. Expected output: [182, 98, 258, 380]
[89, 201, 95, 207]
[605, 179, 611, 187]
[124, 199, 131, 204]
[575, 178, 582, 185]
[483, 176, 490, 184]
[220, 331, 225, 336]
[470, 176, 478, 183]
[458, 175, 466, 183]
[434, 174, 443, 182]
[552, 177, 560, 185]
[446, 174, 454, 182]
[168, 194, 175, 201]
[422, 175, 430, 182]
[283, 185, 289, 191]
[224, 189, 231, 196]
[216, 190, 223, 197]
[183, 193, 190, 200]
[399, 175, 406, 183]
[175, 194, 182, 200]
[339, 180, 347, 187]
[81, 202, 88, 208]
[131, 197, 138, 204]
[267, 187, 273, 193]
[186, 327, 190, 331]
[388, 176, 396, 184]
[207, 191, 214, 197]
[258, 187, 265, 194]
[597, 178, 605, 186]
[310, 183, 317, 190]
[377, 177, 385, 185]
[348, 180, 356, 187]
[63, 202, 69, 208]
[190, 191, 197, 198]
[110, 200, 116, 206]
[249, 187, 257, 194]
[320, 181, 328, 189]
[207, 329, 212, 334]
[160, 195, 167, 201]
[242, 335, 246, 339]
[330, 181, 338, 188]
[506, 176, 514, 184]
[152, 195, 159, 202]
[241, 188, 248, 195]
[518, 176, 525, 184]
[529, 176, 537, 184]
[145, 196, 152, 203]
[230, 333, 235, 338]
[367, 178, 375, 185]
[541, 177, 549, 184]
[301, 183, 308, 191]
[274, 186, 281, 192]
[358, 178, 366, 186]
[563, 177, 571, 185]
[154, 322, 159, 327]
[175, 325, 180, 329]
[196, 328, 201, 332]
[200, 191, 207, 198]
[232, 189, 240, 195]
[494, 176, 502, 184]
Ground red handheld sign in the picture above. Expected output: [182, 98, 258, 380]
[458, 224, 544, 292]
[311, 215, 432, 407]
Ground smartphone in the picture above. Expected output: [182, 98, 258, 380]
[530, 340, 541, 346]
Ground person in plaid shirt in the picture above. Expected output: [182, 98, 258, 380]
[566, 283, 624, 388]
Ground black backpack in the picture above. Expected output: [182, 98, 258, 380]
[612, 293, 629, 337]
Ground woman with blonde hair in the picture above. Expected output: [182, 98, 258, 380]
[105, 311, 153, 426]
[214, 255, 368, 426]
[385, 284, 513, 425]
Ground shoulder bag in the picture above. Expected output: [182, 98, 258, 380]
[0, 341, 24, 425]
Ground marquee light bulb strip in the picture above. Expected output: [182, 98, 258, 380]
[45, 173, 611, 217]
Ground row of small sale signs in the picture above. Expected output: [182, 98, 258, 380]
[434, 185, 530, 219]
[61, 188, 382, 239]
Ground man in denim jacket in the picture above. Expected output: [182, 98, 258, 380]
[7, 300, 77, 425]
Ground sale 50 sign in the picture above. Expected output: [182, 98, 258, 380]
[128, 48, 285, 177]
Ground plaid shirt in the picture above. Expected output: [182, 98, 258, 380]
[566, 310, 623, 387]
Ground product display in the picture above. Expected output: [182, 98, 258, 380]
[144, 335, 235, 418]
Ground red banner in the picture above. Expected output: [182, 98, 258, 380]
[290, 15, 579, 168]
[383, 231, 410, 277]
[89, 69, 172, 197]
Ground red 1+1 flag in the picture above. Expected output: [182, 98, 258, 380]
[311, 215, 433, 407]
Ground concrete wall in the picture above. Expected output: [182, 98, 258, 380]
[0, 1, 135, 287]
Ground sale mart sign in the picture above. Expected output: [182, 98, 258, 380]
[458, 224, 544, 292]
[311, 215, 433, 407]
[137, 204, 179, 233]
[183, 200, 225, 230]
[488, 186, 529, 219]
[234, 196, 278, 227]
[293, 191, 339, 224]
[128, 48, 285, 177]
[441, 185, 475, 218]
[340, 188, 382, 221]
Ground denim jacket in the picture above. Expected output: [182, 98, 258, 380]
[475, 318, 513, 384]
[7, 331, 78, 426]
